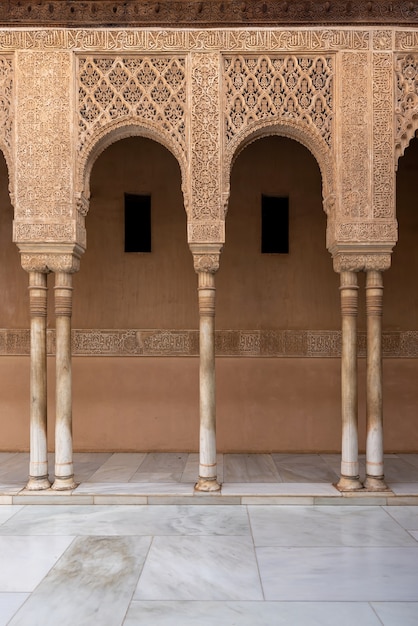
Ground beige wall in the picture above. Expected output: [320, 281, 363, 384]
[0, 136, 418, 452]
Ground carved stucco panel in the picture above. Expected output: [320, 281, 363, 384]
[339, 52, 370, 220]
[0, 56, 14, 204]
[15, 51, 73, 220]
[395, 52, 418, 163]
[373, 52, 395, 219]
[189, 52, 222, 224]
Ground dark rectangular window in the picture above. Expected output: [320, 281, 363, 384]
[261, 195, 289, 254]
[124, 193, 151, 253]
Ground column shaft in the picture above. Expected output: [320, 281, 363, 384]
[26, 271, 50, 490]
[337, 270, 363, 491]
[364, 270, 387, 490]
[52, 271, 76, 490]
[195, 271, 220, 492]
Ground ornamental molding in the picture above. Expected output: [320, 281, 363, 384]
[1, 1, 418, 27]
[1, 328, 418, 358]
[395, 53, 418, 164]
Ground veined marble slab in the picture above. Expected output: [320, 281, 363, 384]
[124, 601, 382, 626]
[257, 546, 418, 601]
[271, 454, 340, 483]
[384, 458, 418, 483]
[383, 505, 418, 531]
[0, 505, 24, 525]
[0, 485, 24, 495]
[74, 482, 194, 495]
[0, 594, 30, 626]
[388, 483, 418, 495]
[87, 452, 147, 482]
[371, 602, 418, 626]
[8, 536, 151, 626]
[135, 535, 262, 601]
[221, 482, 340, 496]
[223, 454, 281, 483]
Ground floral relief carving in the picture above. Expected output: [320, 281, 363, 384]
[395, 53, 418, 163]
[15, 52, 72, 220]
[190, 52, 222, 221]
[332, 253, 392, 273]
[77, 55, 186, 157]
[373, 53, 395, 218]
[0, 57, 12, 154]
[340, 52, 370, 219]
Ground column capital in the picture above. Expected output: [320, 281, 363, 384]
[18, 244, 83, 274]
[332, 251, 392, 273]
[190, 243, 223, 275]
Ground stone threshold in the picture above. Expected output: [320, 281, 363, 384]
[1, 482, 418, 505]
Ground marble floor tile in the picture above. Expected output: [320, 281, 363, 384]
[222, 483, 339, 496]
[257, 546, 418, 601]
[224, 454, 281, 483]
[0, 505, 23, 525]
[0, 485, 24, 495]
[398, 454, 418, 469]
[0, 454, 29, 483]
[75, 482, 194, 495]
[389, 483, 418, 495]
[0, 535, 74, 592]
[87, 452, 146, 482]
[0, 504, 250, 536]
[135, 535, 263, 601]
[0, 594, 30, 626]
[124, 601, 382, 626]
[130, 453, 188, 483]
[8, 536, 151, 626]
[371, 602, 418, 625]
[383, 457, 418, 482]
[72, 452, 113, 482]
[383, 506, 418, 531]
[271, 454, 339, 482]
[249, 505, 417, 547]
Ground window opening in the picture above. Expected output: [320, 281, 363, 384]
[261, 195, 289, 254]
[124, 193, 151, 253]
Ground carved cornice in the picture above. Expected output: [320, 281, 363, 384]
[1, 1, 418, 27]
[1, 328, 418, 358]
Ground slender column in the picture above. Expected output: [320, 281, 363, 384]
[26, 271, 50, 490]
[364, 270, 387, 490]
[52, 271, 76, 490]
[337, 270, 363, 491]
[195, 270, 220, 492]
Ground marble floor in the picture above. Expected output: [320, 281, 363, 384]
[0, 502, 417, 625]
[1, 452, 418, 504]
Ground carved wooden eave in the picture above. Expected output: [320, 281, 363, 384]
[1, 0, 418, 27]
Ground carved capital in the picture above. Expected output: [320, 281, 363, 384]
[19, 244, 83, 274]
[76, 192, 89, 217]
[193, 254, 220, 274]
[333, 253, 392, 273]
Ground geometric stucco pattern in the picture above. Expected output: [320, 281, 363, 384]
[0, 57, 12, 154]
[1, 328, 418, 358]
[78, 55, 186, 159]
[373, 52, 394, 219]
[395, 53, 418, 163]
[224, 55, 333, 148]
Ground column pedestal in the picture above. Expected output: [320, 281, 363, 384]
[26, 271, 50, 490]
[337, 270, 363, 492]
[52, 271, 76, 491]
[364, 270, 388, 491]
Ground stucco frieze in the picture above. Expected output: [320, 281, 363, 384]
[1, 328, 417, 358]
[336, 222, 397, 241]
[332, 252, 392, 272]
[0, 28, 373, 53]
[1, 1, 417, 27]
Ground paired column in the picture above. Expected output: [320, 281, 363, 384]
[52, 271, 76, 490]
[337, 271, 363, 491]
[364, 270, 387, 490]
[193, 253, 221, 492]
[26, 271, 50, 490]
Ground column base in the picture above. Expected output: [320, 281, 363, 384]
[52, 476, 77, 491]
[363, 475, 389, 491]
[336, 475, 363, 492]
[25, 475, 51, 491]
[194, 477, 221, 492]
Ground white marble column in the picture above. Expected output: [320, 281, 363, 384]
[337, 270, 363, 491]
[364, 270, 387, 490]
[52, 271, 76, 490]
[195, 269, 220, 492]
[26, 271, 51, 490]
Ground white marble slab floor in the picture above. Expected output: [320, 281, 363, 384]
[0, 503, 417, 625]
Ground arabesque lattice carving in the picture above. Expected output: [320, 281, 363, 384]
[0, 57, 12, 154]
[395, 53, 418, 163]
[224, 55, 333, 148]
[373, 53, 394, 218]
[78, 56, 186, 157]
